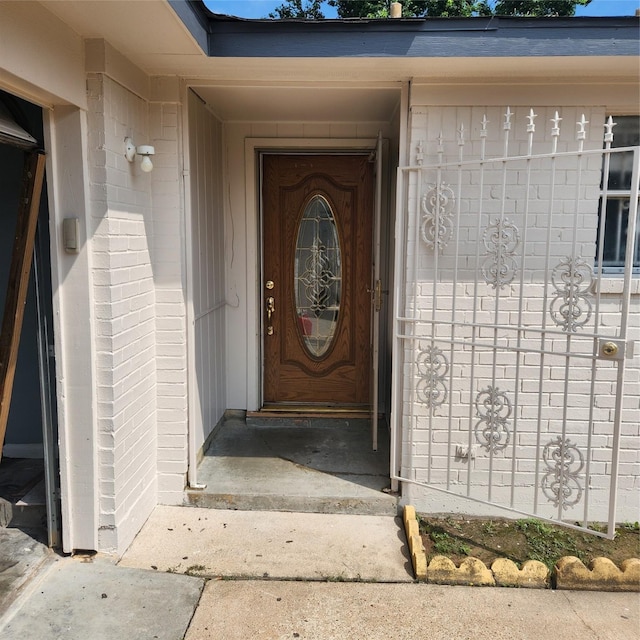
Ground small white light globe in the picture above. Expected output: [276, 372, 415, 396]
[140, 155, 153, 173]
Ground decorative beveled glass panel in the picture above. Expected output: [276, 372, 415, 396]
[294, 194, 342, 358]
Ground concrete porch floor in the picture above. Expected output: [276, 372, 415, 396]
[186, 414, 398, 516]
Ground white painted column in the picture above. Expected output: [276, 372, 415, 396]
[45, 105, 99, 553]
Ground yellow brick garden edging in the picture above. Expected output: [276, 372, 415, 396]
[402, 505, 427, 580]
[402, 506, 640, 591]
[555, 556, 640, 591]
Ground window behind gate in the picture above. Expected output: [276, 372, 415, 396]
[599, 115, 640, 273]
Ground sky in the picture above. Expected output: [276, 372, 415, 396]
[203, 0, 639, 19]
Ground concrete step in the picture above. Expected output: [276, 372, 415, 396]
[10, 480, 47, 529]
[0, 459, 47, 529]
[0, 498, 47, 529]
[185, 488, 398, 516]
[190, 414, 397, 517]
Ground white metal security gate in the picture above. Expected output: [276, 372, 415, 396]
[391, 107, 639, 538]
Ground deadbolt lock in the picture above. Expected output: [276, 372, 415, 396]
[266, 280, 274, 290]
[597, 339, 626, 361]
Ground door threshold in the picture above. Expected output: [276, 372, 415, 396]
[249, 406, 371, 419]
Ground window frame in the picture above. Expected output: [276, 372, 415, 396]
[597, 115, 640, 276]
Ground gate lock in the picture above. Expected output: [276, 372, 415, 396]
[598, 339, 627, 361]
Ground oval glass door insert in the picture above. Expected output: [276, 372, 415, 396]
[294, 194, 342, 358]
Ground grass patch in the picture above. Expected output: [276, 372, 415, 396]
[418, 515, 640, 571]
[421, 522, 472, 557]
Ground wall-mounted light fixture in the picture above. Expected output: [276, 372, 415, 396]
[124, 137, 155, 173]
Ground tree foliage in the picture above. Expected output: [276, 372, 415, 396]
[328, 1, 491, 18]
[328, 1, 427, 18]
[492, 1, 591, 16]
[269, 0, 592, 19]
[269, 0, 325, 19]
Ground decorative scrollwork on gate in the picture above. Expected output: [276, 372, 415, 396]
[541, 436, 584, 509]
[481, 217, 520, 289]
[474, 386, 511, 453]
[416, 345, 449, 411]
[420, 183, 456, 252]
[549, 256, 594, 333]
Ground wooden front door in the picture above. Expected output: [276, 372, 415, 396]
[262, 154, 374, 406]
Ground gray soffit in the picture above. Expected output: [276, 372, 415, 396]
[170, 3, 639, 59]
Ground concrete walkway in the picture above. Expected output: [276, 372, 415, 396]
[119, 506, 412, 581]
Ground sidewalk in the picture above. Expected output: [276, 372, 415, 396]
[0, 555, 203, 640]
[185, 580, 638, 640]
[1, 507, 638, 639]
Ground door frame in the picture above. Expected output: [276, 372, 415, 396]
[0, 90, 84, 550]
[244, 138, 379, 411]
[260, 153, 374, 408]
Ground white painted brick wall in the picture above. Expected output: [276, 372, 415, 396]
[85, 73, 191, 550]
[150, 100, 188, 505]
[88, 74, 159, 553]
[400, 105, 639, 525]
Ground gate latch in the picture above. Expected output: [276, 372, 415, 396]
[598, 339, 626, 361]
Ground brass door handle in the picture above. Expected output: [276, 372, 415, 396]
[266, 296, 275, 335]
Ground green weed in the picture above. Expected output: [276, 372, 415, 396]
[515, 518, 584, 570]
[443, 516, 463, 533]
[429, 529, 471, 556]
[482, 520, 498, 535]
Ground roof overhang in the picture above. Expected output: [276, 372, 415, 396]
[34, 1, 638, 124]
[37, 2, 639, 81]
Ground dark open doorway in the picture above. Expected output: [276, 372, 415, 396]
[0, 90, 60, 547]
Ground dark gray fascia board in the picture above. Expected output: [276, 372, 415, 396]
[169, 0, 210, 52]
[169, 2, 639, 59]
[208, 16, 640, 58]
[208, 20, 640, 58]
